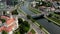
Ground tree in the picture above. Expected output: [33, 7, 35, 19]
[45, 1, 52, 7]
[27, 15, 31, 19]
[39, 25, 43, 29]
[3, 11, 6, 15]
[19, 20, 30, 34]
[14, 31, 20, 34]
[19, 25, 25, 34]
[55, 16, 59, 19]
[18, 18, 30, 34]
[47, 13, 52, 17]
[1, 19, 6, 23]
[14, 0, 18, 5]
[24, 21, 30, 27]
[2, 31, 7, 34]
[18, 18, 23, 24]
[12, 9, 18, 15]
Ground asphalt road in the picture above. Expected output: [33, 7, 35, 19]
[20, 1, 60, 34]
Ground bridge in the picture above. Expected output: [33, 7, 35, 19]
[31, 12, 49, 19]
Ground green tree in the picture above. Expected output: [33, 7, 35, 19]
[39, 25, 43, 29]
[1, 19, 5, 23]
[19, 21, 30, 34]
[27, 15, 31, 19]
[2, 31, 7, 34]
[18, 18, 23, 24]
[12, 9, 18, 15]
[47, 13, 52, 17]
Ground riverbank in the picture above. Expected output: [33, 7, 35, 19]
[45, 16, 60, 27]
[28, 5, 41, 14]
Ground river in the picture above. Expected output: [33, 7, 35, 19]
[20, 1, 60, 34]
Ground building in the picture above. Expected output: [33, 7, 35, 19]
[53, 1, 60, 9]
[31, 1, 39, 7]
[0, 0, 6, 10]
[0, 0, 19, 34]
[6, 0, 18, 6]
[0, 0, 18, 16]
[0, 0, 7, 15]
[0, 15, 18, 34]
[52, 0, 60, 1]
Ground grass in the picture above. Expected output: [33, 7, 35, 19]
[24, 26, 30, 32]
[18, 8, 27, 15]
[29, 6, 41, 14]
[15, 3, 26, 15]
[47, 17, 60, 24]
[14, 30, 20, 34]
[52, 13, 60, 18]
[17, 32, 20, 34]
[46, 13, 60, 25]
[30, 29, 35, 34]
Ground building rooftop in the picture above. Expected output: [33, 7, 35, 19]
[0, 0, 16, 11]
[0, 15, 16, 32]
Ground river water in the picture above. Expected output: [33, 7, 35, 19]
[20, 1, 60, 34]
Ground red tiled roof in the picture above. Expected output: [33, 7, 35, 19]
[0, 27, 2, 32]
[6, 18, 15, 25]
[5, 24, 16, 32]
[1, 16, 15, 25]
[1, 24, 16, 32]
[0, 16, 16, 32]
[0, 26, 5, 32]
[1, 16, 9, 20]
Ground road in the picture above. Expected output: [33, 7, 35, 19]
[18, 6, 45, 34]
[20, 1, 60, 34]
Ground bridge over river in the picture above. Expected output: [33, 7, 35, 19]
[20, 1, 60, 34]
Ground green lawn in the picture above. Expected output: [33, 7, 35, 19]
[47, 13, 60, 24]
[29, 6, 41, 14]
[17, 32, 20, 34]
[52, 13, 60, 18]
[18, 8, 26, 15]
[47, 17, 60, 24]
[14, 30, 20, 34]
